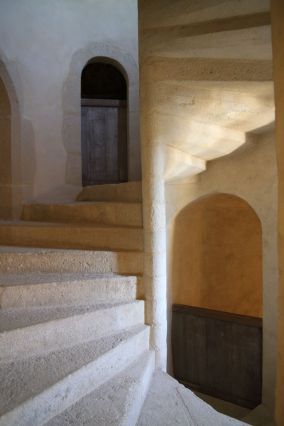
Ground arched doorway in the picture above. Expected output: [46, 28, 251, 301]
[81, 61, 127, 186]
[172, 193, 263, 408]
[0, 76, 12, 218]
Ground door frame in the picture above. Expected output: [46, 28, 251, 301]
[62, 44, 140, 186]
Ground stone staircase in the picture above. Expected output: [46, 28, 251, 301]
[0, 182, 143, 252]
[138, 1, 276, 423]
[140, 0, 274, 182]
[0, 181, 250, 425]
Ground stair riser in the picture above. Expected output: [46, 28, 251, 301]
[0, 302, 145, 362]
[77, 181, 142, 202]
[21, 203, 143, 227]
[0, 277, 137, 308]
[0, 225, 143, 251]
[0, 327, 150, 426]
[0, 250, 143, 274]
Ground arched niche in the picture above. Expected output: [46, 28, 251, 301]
[172, 193, 263, 317]
[62, 43, 140, 187]
[80, 60, 128, 186]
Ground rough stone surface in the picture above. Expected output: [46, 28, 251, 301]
[0, 221, 143, 251]
[0, 273, 137, 308]
[0, 301, 145, 361]
[77, 181, 142, 202]
[140, 0, 276, 415]
[0, 247, 143, 275]
[0, 326, 148, 416]
[21, 201, 143, 227]
[0, 326, 150, 426]
[138, 371, 248, 426]
[45, 351, 155, 426]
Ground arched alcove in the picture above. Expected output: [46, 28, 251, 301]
[172, 193, 263, 317]
[0, 76, 12, 218]
[81, 60, 127, 186]
[172, 193, 263, 407]
[62, 42, 140, 187]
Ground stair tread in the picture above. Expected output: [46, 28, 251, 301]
[0, 300, 143, 332]
[0, 245, 142, 253]
[24, 201, 142, 206]
[0, 220, 142, 230]
[0, 324, 149, 418]
[45, 350, 154, 426]
[138, 371, 247, 426]
[0, 246, 139, 253]
[0, 272, 136, 287]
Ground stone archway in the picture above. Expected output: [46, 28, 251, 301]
[62, 42, 140, 187]
[81, 60, 128, 186]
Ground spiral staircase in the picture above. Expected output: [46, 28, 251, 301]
[0, 0, 276, 424]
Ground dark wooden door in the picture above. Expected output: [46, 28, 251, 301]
[172, 304, 262, 408]
[81, 99, 127, 186]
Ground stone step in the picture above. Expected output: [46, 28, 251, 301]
[0, 325, 150, 426]
[0, 301, 144, 361]
[141, 0, 270, 31]
[0, 273, 138, 308]
[21, 201, 143, 227]
[143, 24, 272, 60]
[77, 181, 142, 202]
[45, 350, 155, 426]
[0, 246, 143, 275]
[0, 221, 143, 251]
[138, 371, 247, 426]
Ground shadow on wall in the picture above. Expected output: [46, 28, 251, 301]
[0, 76, 12, 218]
[0, 68, 35, 219]
[21, 118, 36, 206]
[172, 193, 263, 318]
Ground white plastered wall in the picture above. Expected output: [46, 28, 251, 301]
[0, 0, 140, 203]
[166, 130, 278, 410]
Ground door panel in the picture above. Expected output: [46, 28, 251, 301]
[81, 104, 127, 186]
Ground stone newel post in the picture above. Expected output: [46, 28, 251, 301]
[140, 63, 167, 370]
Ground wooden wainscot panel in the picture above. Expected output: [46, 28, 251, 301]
[172, 304, 262, 408]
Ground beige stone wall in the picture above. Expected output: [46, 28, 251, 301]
[271, 1, 284, 423]
[0, 0, 140, 202]
[167, 130, 277, 408]
[0, 76, 12, 218]
[172, 193, 263, 318]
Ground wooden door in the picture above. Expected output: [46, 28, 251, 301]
[81, 99, 127, 186]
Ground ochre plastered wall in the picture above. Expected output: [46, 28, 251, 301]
[0, 77, 12, 218]
[167, 130, 277, 409]
[172, 193, 262, 317]
[271, 1, 284, 424]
